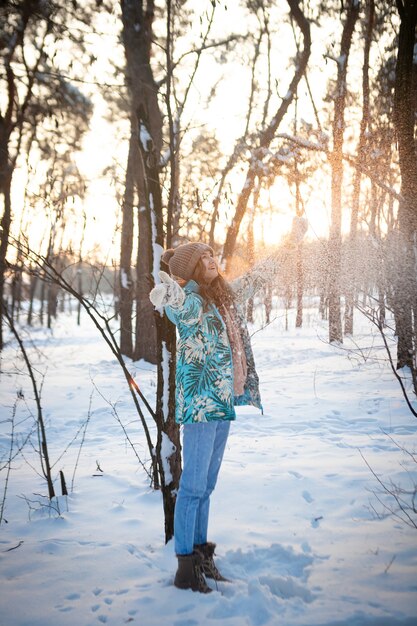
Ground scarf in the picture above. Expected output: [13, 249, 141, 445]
[219, 303, 248, 396]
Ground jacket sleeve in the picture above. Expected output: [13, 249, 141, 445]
[230, 249, 285, 303]
[229, 217, 307, 304]
[165, 291, 204, 328]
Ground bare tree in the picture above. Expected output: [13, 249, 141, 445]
[119, 127, 136, 358]
[327, 0, 360, 344]
[221, 0, 311, 270]
[392, 0, 417, 383]
[344, 0, 375, 335]
[0, 0, 97, 348]
[120, 0, 181, 540]
[3, 305, 55, 500]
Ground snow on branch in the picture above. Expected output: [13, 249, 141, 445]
[277, 133, 402, 202]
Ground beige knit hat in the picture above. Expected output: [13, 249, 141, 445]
[161, 242, 214, 281]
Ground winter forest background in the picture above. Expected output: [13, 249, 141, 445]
[0, 1, 417, 625]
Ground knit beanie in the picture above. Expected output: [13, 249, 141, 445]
[161, 242, 214, 281]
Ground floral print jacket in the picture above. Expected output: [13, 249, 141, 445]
[165, 268, 266, 424]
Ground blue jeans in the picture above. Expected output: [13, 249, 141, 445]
[174, 420, 231, 555]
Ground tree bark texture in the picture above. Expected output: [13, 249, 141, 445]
[121, 0, 180, 542]
[393, 0, 417, 372]
[121, 0, 162, 364]
[344, 0, 374, 335]
[0, 170, 12, 350]
[328, 0, 359, 343]
[119, 125, 136, 358]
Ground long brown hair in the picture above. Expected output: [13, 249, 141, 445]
[192, 259, 235, 310]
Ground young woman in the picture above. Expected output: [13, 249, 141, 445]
[150, 223, 306, 592]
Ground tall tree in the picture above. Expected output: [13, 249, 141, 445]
[0, 0, 95, 348]
[119, 127, 136, 358]
[221, 0, 311, 270]
[344, 0, 375, 335]
[393, 0, 417, 383]
[120, 0, 180, 541]
[327, 0, 359, 343]
[120, 0, 163, 365]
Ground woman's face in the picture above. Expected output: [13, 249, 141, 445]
[200, 250, 218, 284]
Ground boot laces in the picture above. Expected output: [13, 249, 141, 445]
[205, 557, 221, 579]
[194, 558, 212, 592]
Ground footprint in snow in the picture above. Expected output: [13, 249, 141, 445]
[302, 490, 314, 503]
[288, 470, 303, 479]
[55, 592, 82, 613]
[311, 515, 323, 528]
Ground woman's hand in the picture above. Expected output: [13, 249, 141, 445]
[149, 271, 185, 308]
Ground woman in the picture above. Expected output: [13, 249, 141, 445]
[149, 224, 306, 592]
[149, 241, 269, 594]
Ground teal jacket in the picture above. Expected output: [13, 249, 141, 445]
[165, 279, 262, 424]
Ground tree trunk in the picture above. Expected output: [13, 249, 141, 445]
[10, 263, 23, 323]
[393, 0, 417, 372]
[134, 130, 157, 364]
[27, 270, 38, 326]
[344, 0, 374, 335]
[0, 169, 12, 349]
[222, 0, 311, 270]
[119, 126, 135, 358]
[246, 181, 259, 323]
[136, 105, 180, 539]
[121, 0, 180, 542]
[264, 283, 272, 325]
[295, 241, 304, 328]
[328, 0, 359, 344]
[121, 0, 163, 365]
[294, 157, 303, 328]
[77, 265, 83, 326]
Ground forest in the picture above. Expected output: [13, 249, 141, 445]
[0, 1, 416, 625]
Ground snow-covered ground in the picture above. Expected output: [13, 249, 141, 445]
[0, 301, 416, 626]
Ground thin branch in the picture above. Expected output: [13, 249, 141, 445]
[360, 449, 417, 529]
[356, 303, 417, 418]
[8, 237, 159, 487]
[70, 388, 93, 492]
[3, 304, 55, 499]
[93, 383, 152, 482]
[276, 133, 402, 202]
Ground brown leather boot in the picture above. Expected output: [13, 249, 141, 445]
[174, 551, 212, 593]
[194, 542, 230, 582]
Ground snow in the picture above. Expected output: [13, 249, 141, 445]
[139, 123, 152, 150]
[161, 340, 170, 422]
[160, 431, 175, 485]
[0, 300, 416, 626]
[277, 133, 327, 152]
[149, 195, 164, 287]
[120, 268, 130, 289]
[337, 54, 347, 68]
